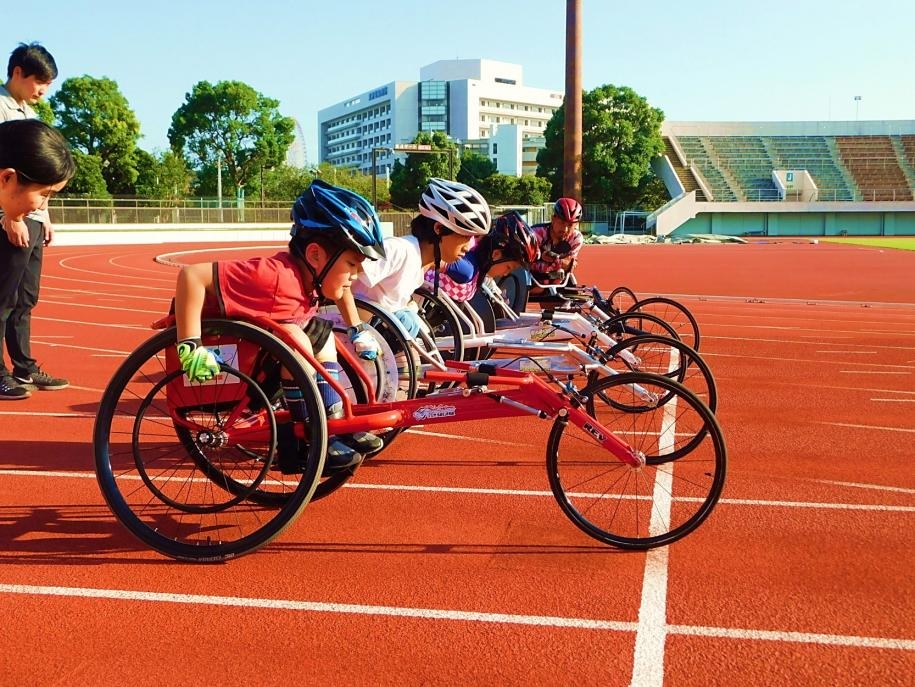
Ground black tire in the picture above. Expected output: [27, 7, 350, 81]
[627, 296, 700, 351]
[412, 287, 466, 364]
[498, 267, 529, 313]
[603, 334, 717, 412]
[599, 311, 679, 342]
[354, 298, 419, 401]
[547, 372, 726, 549]
[93, 320, 326, 561]
[467, 290, 498, 335]
[607, 286, 638, 314]
[463, 293, 497, 360]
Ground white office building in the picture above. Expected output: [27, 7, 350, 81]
[317, 59, 562, 177]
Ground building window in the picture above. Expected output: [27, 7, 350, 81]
[493, 143, 498, 154]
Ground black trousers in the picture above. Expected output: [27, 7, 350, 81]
[0, 217, 44, 377]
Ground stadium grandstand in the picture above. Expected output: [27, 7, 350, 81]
[650, 120, 915, 238]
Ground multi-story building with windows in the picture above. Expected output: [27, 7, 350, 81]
[317, 59, 562, 177]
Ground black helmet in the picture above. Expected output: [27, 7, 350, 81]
[491, 211, 539, 267]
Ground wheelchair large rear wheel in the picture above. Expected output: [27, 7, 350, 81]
[93, 320, 326, 561]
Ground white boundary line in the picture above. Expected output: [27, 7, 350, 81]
[1, 584, 911, 652]
[2, 470, 913, 511]
[631, 383, 679, 687]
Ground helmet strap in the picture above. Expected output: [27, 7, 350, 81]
[432, 239, 442, 297]
[301, 241, 346, 300]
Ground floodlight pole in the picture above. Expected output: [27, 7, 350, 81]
[563, 0, 583, 200]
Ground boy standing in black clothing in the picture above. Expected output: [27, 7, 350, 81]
[0, 43, 69, 398]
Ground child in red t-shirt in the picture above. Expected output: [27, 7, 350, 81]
[173, 180, 386, 475]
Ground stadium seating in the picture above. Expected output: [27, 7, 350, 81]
[663, 133, 915, 203]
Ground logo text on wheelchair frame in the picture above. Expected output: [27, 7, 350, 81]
[582, 422, 605, 442]
[413, 404, 457, 421]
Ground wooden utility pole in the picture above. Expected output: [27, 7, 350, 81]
[563, 0, 583, 200]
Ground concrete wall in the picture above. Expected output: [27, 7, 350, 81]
[52, 222, 396, 246]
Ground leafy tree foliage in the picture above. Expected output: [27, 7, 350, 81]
[50, 76, 141, 195]
[64, 150, 111, 198]
[456, 149, 497, 188]
[388, 131, 459, 209]
[477, 174, 552, 206]
[633, 172, 670, 212]
[32, 99, 54, 124]
[536, 84, 665, 211]
[169, 80, 295, 194]
[134, 149, 194, 200]
[246, 164, 314, 204]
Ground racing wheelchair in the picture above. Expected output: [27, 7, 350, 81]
[93, 312, 726, 562]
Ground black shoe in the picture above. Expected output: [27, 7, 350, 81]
[321, 438, 363, 477]
[0, 375, 30, 400]
[14, 369, 69, 390]
[338, 431, 384, 454]
[324, 404, 383, 455]
[275, 424, 363, 476]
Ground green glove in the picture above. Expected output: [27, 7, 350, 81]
[177, 338, 220, 382]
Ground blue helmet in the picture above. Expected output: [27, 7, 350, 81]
[291, 179, 385, 260]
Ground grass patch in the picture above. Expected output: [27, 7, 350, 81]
[820, 237, 915, 251]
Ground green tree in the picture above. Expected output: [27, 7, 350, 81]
[514, 175, 553, 206]
[475, 174, 551, 207]
[456, 149, 497, 188]
[477, 174, 515, 206]
[248, 163, 314, 203]
[32, 99, 54, 124]
[169, 80, 295, 196]
[633, 172, 670, 212]
[134, 149, 194, 200]
[388, 131, 459, 208]
[63, 150, 111, 198]
[50, 75, 141, 194]
[536, 84, 664, 211]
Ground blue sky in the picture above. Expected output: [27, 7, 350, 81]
[6, 0, 914, 163]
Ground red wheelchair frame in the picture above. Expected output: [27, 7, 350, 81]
[93, 313, 726, 562]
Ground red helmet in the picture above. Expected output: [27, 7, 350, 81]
[553, 197, 582, 222]
[492, 211, 540, 267]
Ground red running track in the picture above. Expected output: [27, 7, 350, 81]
[0, 239, 913, 685]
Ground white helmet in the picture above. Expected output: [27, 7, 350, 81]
[418, 178, 492, 237]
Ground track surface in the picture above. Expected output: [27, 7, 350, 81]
[1, 239, 913, 685]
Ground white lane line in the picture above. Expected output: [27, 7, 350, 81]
[47, 271, 174, 290]
[818, 421, 915, 433]
[0, 583, 634, 631]
[631, 542, 669, 687]
[812, 480, 915, 495]
[1, 584, 911, 651]
[701, 351, 915, 371]
[0, 411, 99, 419]
[38, 300, 164, 315]
[871, 398, 915, 403]
[2, 470, 913, 512]
[704, 336, 915, 350]
[43, 285, 170, 303]
[631, 364, 679, 687]
[669, 624, 915, 651]
[839, 370, 909, 375]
